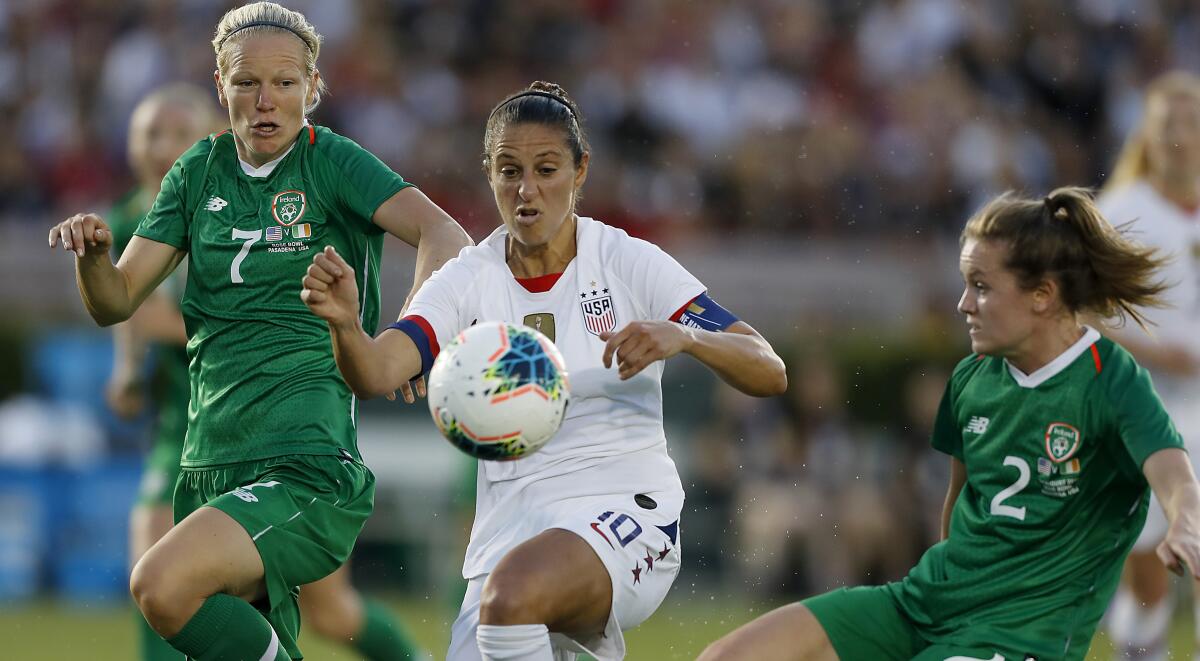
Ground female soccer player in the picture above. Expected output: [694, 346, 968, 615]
[1099, 71, 1200, 660]
[109, 86, 429, 661]
[699, 187, 1200, 661]
[48, 3, 471, 660]
[301, 81, 788, 660]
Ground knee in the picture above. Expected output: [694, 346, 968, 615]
[300, 593, 361, 642]
[129, 553, 198, 637]
[479, 573, 542, 626]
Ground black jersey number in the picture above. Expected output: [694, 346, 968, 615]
[230, 228, 262, 284]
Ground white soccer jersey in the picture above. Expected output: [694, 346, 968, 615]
[402, 216, 706, 578]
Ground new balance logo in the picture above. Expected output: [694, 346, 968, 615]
[205, 196, 229, 212]
[964, 416, 990, 435]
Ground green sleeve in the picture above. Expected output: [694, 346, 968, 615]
[317, 130, 412, 234]
[1101, 343, 1184, 470]
[930, 355, 980, 460]
[134, 153, 193, 250]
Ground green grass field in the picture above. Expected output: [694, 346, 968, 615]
[0, 594, 1186, 660]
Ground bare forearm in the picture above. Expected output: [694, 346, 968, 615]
[76, 254, 134, 326]
[328, 321, 412, 399]
[686, 330, 786, 397]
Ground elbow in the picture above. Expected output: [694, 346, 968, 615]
[91, 309, 131, 328]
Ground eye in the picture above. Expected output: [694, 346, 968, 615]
[236, 80, 255, 88]
[973, 281, 988, 292]
[538, 166, 558, 175]
[499, 166, 519, 178]
[280, 80, 295, 87]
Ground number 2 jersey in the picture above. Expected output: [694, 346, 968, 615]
[395, 216, 733, 578]
[889, 328, 1182, 659]
[134, 126, 411, 467]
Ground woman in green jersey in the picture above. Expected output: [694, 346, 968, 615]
[700, 187, 1200, 661]
[49, 3, 471, 660]
[111, 84, 430, 661]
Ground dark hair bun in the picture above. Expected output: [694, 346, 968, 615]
[527, 81, 578, 115]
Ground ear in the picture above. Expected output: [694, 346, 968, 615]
[1031, 277, 1060, 314]
[574, 151, 590, 189]
[307, 69, 322, 108]
[213, 70, 228, 108]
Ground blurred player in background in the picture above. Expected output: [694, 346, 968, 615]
[106, 82, 218, 661]
[49, 2, 471, 659]
[109, 84, 432, 660]
[1100, 70, 1200, 661]
[300, 80, 788, 660]
[700, 188, 1200, 661]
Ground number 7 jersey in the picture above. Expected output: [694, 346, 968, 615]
[890, 327, 1183, 658]
[134, 127, 411, 467]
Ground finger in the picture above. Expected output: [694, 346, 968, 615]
[324, 245, 353, 273]
[385, 390, 397, 401]
[82, 216, 99, 246]
[300, 289, 325, 305]
[48, 224, 59, 248]
[70, 220, 85, 256]
[415, 376, 427, 398]
[602, 327, 632, 368]
[306, 262, 337, 285]
[303, 273, 331, 292]
[399, 381, 415, 404]
[312, 252, 343, 279]
[1158, 542, 1185, 576]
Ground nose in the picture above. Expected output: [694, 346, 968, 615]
[256, 87, 275, 111]
[517, 172, 536, 202]
[957, 287, 975, 315]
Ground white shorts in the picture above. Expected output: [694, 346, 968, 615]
[446, 490, 683, 661]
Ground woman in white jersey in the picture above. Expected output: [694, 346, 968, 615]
[301, 81, 788, 660]
[1101, 71, 1200, 659]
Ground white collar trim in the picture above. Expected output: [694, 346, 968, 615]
[238, 141, 298, 178]
[1005, 326, 1101, 388]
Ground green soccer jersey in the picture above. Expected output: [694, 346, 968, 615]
[889, 328, 1183, 659]
[134, 125, 411, 467]
[109, 187, 190, 454]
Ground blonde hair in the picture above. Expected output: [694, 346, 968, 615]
[130, 83, 222, 136]
[962, 186, 1168, 329]
[1106, 70, 1200, 191]
[211, 2, 326, 114]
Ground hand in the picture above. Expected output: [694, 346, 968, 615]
[105, 371, 145, 419]
[601, 320, 693, 380]
[1158, 516, 1200, 578]
[389, 377, 427, 404]
[301, 246, 361, 327]
[48, 213, 113, 258]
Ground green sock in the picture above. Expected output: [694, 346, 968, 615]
[166, 593, 289, 661]
[352, 598, 425, 660]
[136, 608, 184, 660]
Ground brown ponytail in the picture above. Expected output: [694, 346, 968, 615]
[962, 186, 1169, 329]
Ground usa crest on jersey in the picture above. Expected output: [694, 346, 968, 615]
[580, 288, 616, 335]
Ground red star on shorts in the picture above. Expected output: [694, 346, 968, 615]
[644, 552, 655, 571]
[657, 543, 670, 561]
[631, 563, 642, 584]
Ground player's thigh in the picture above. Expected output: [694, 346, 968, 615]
[298, 563, 364, 640]
[135, 504, 267, 603]
[482, 527, 612, 634]
[698, 603, 836, 661]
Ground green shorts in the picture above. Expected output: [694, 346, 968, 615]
[803, 586, 1035, 661]
[174, 453, 375, 660]
[137, 437, 183, 506]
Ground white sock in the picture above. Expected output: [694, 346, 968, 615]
[476, 624, 554, 661]
[1108, 587, 1170, 660]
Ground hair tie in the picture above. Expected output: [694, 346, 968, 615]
[223, 20, 311, 51]
[489, 91, 576, 121]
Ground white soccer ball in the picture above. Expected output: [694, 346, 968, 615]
[427, 321, 570, 461]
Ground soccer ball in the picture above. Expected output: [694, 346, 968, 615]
[427, 321, 570, 461]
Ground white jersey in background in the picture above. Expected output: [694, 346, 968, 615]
[1099, 180, 1200, 548]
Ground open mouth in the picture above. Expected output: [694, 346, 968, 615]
[515, 207, 541, 224]
[251, 121, 280, 136]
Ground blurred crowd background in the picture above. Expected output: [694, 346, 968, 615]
[4, 0, 1200, 652]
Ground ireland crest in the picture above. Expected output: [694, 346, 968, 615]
[1045, 422, 1081, 463]
[271, 190, 306, 226]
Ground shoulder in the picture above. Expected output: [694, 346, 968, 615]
[174, 132, 228, 174]
[433, 230, 504, 281]
[948, 353, 991, 392]
[1092, 334, 1141, 384]
[584, 217, 674, 265]
[306, 125, 378, 167]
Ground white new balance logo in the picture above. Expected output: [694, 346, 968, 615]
[205, 196, 228, 212]
[964, 416, 990, 435]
